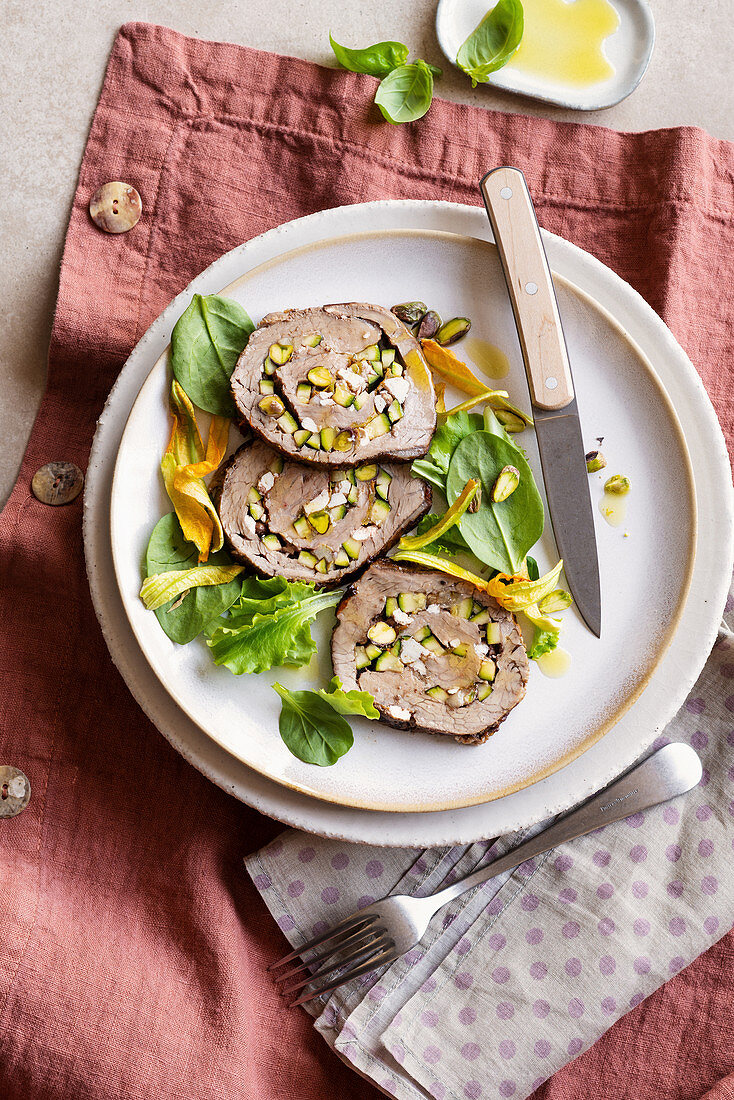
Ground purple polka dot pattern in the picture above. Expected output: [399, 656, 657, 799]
[357, 894, 375, 909]
[247, 625, 734, 1100]
[599, 955, 616, 975]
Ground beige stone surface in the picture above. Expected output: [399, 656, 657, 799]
[1, 0, 731, 507]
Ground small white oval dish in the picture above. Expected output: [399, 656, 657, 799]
[435, 0, 655, 111]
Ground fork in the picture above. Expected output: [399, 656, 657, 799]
[270, 742, 701, 1006]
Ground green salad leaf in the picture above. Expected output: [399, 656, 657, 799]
[446, 430, 544, 574]
[526, 555, 540, 581]
[330, 34, 409, 76]
[317, 677, 379, 719]
[456, 0, 524, 88]
[145, 514, 244, 645]
[274, 683, 354, 766]
[207, 578, 342, 674]
[170, 293, 254, 417]
[528, 628, 559, 660]
[375, 60, 434, 124]
[411, 411, 484, 491]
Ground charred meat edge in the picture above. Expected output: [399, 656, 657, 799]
[331, 560, 529, 744]
[229, 303, 436, 466]
[218, 440, 432, 589]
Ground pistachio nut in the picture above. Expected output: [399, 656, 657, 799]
[268, 342, 293, 365]
[416, 310, 442, 340]
[604, 474, 630, 495]
[538, 589, 573, 614]
[333, 429, 355, 452]
[491, 464, 520, 502]
[307, 366, 333, 388]
[391, 301, 428, 325]
[585, 450, 607, 473]
[435, 317, 471, 346]
[258, 394, 285, 417]
[495, 409, 526, 433]
[468, 483, 482, 513]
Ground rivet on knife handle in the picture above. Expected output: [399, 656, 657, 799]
[480, 167, 574, 412]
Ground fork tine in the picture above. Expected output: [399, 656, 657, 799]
[279, 932, 392, 997]
[289, 944, 399, 1008]
[272, 924, 386, 986]
[268, 913, 377, 970]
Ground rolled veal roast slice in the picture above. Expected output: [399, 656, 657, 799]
[230, 303, 436, 466]
[219, 440, 431, 588]
[331, 560, 529, 743]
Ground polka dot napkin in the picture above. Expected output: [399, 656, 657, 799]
[246, 598, 734, 1100]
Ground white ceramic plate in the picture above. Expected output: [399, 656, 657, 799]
[435, 0, 655, 111]
[102, 201, 731, 820]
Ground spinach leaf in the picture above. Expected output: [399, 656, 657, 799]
[145, 514, 243, 645]
[170, 293, 254, 417]
[411, 412, 484, 491]
[317, 677, 379, 719]
[375, 60, 434, 124]
[330, 34, 409, 76]
[446, 430, 543, 574]
[413, 514, 470, 556]
[274, 683, 354, 766]
[456, 0, 524, 88]
[207, 580, 342, 674]
[526, 555, 540, 581]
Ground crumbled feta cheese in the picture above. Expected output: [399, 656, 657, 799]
[399, 637, 430, 664]
[447, 687, 460, 695]
[316, 392, 333, 405]
[413, 659, 427, 676]
[352, 525, 380, 542]
[392, 608, 412, 626]
[474, 643, 489, 657]
[337, 368, 366, 392]
[301, 417, 318, 433]
[329, 492, 347, 507]
[384, 377, 410, 403]
[304, 490, 330, 514]
[427, 604, 441, 614]
[450, 638, 461, 648]
[242, 514, 257, 535]
[373, 393, 387, 413]
[388, 705, 411, 721]
[337, 480, 351, 494]
[257, 471, 275, 493]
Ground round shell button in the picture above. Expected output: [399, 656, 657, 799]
[89, 181, 142, 233]
[31, 461, 84, 506]
[0, 766, 31, 818]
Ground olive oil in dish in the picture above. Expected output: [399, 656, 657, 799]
[598, 489, 628, 527]
[509, 0, 620, 87]
[464, 336, 511, 380]
[536, 646, 572, 678]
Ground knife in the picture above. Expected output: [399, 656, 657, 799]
[480, 166, 601, 637]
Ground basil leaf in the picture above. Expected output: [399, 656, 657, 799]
[446, 430, 544, 574]
[375, 60, 434, 125]
[526, 555, 540, 581]
[207, 581, 342, 674]
[456, 0, 524, 88]
[317, 677, 379, 719]
[426, 63, 443, 80]
[274, 683, 354, 766]
[329, 33, 409, 76]
[170, 293, 254, 417]
[145, 514, 244, 645]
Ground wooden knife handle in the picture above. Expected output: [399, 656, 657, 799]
[480, 167, 574, 411]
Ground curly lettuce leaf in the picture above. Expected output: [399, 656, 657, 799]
[316, 677, 379, 719]
[207, 580, 342, 674]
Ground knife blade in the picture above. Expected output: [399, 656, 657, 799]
[480, 166, 601, 637]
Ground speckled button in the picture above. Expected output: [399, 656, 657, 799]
[0, 766, 31, 818]
[31, 461, 84, 505]
[89, 181, 142, 233]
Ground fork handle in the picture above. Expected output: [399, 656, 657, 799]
[429, 744, 701, 910]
